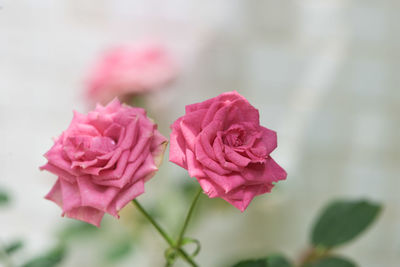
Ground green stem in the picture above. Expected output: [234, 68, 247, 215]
[132, 199, 174, 246]
[298, 246, 329, 267]
[176, 188, 202, 249]
[132, 200, 198, 267]
[177, 248, 198, 267]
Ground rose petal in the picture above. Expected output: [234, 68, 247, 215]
[186, 148, 206, 178]
[103, 98, 122, 113]
[87, 111, 114, 134]
[196, 178, 221, 198]
[258, 126, 278, 155]
[194, 141, 230, 175]
[169, 118, 187, 168]
[107, 180, 145, 217]
[103, 123, 123, 143]
[97, 147, 123, 169]
[70, 110, 87, 125]
[225, 97, 260, 126]
[115, 106, 146, 124]
[98, 150, 130, 180]
[212, 135, 242, 172]
[95, 143, 150, 188]
[224, 146, 251, 167]
[151, 131, 168, 168]
[203, 169, 247, 193]
[242, 157, 287, 183]
[199, 120, 223, 161]
[201, 101, 223, 129]
[222, 183, 274, 212]
[71, 158, 98, 170]
[40, 163, 76, 183]
[127, 117, 154, 162]
[59, 179, 81, 212]
[185, 91, 243, 114]
[64, 207, 105, 227]
[77, 176, 119, 214]
[180, 109, 207, 151]
[45, 179, 63, 207]
[131, 154, 157, 184]
[44, 144, 80, 176]
[119, 117, 139, 150]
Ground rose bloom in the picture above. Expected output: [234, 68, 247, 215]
[86, 43, 177, 105]
[169, 91, 287, 211]
[40, 99, 167, 226]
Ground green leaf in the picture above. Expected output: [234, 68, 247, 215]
[22, 246, 65, 267]
[306, 257, 356, 267]
[311, 199, 382, 248]
[0, 190, 10, 205]
[105, 240, 132, 262]
[266, 254, 292, 267]
[232, 259, 268, 267]
[232, 254, 292, 267]
[5, 240, 23, 254]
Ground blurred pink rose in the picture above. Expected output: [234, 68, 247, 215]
[86, 43, 177, 105]
[40, 99, 167, 226]
[169, 91, 286, 211]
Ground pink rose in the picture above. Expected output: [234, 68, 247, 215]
[86, 43, 177, 105]
[40, 99, 167, 226]
[169, 91, 287, 211]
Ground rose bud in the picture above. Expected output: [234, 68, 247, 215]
[169, 91, 287, 211]
[40, 99, 167, 226]
[85, 42, 177, 105]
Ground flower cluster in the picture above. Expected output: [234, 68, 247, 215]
[41, 92, 286, 226]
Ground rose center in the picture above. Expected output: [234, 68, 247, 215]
[223, 128, 245, 147]
[65, 135, 117, 161]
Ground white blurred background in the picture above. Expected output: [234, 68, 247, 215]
[1, 0, 399, 266]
